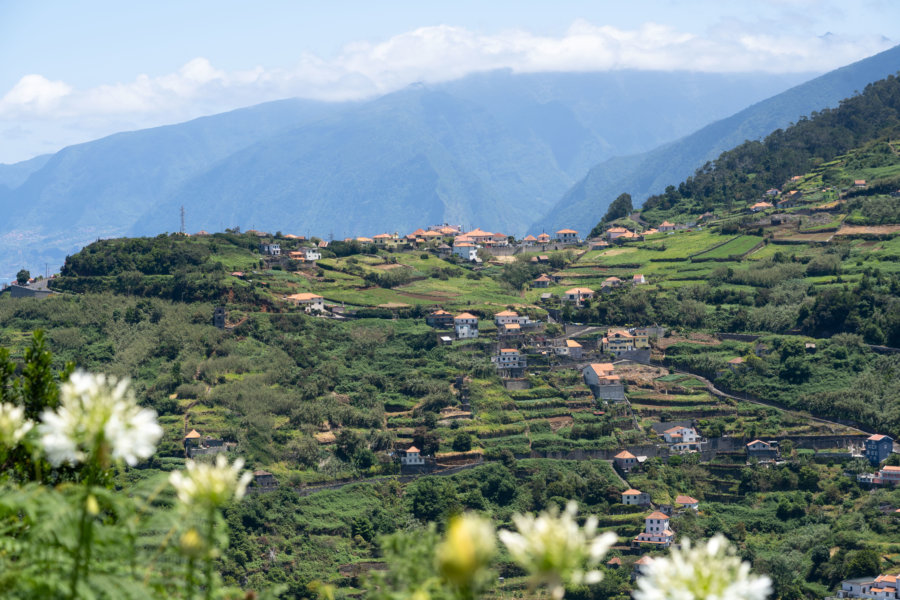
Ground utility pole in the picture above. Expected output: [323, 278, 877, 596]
[180, 206, 186, 235]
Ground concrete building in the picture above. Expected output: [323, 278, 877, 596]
[866, 434, 894, 466]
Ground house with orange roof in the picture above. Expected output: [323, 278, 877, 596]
[633, 511, 674, 547]
[537, 233, 551, 244]
[866, 434, 894, 465]
[555, 228, 579, 244]
[675, 495, 699, 511]
[605, 226, 629, 241]
[494, 309, 530, 326]
[621, 489, 651, 506]
[661, 425, 700, 452]
[184, 429, 202, 448]
[355, 236, 374, 243]
[562, 287, 594, 306]
[459, 228, 494, 244]
[602, 329, 639, 355]
[532, 273, 552, 288]
[836, 573, 900, 599]
[522, 234, 538, 247]
[602, 276, 623, 290]
[658, 221, 676, 232]
[632, 555, 654, 578]
[614, 450, 637, 472]
[749, 201, 774, 212]
[643, 228, 659, 236]
[492, 348, 527, 372]
[746, 439, 778, 461]
[426, 309, 454, 328]
[589, 240, 609, 250]
[491, 232, 509, 246]
[855, 179, 867, 188]
[859, 465, 900, 487]
[286, 292, 325, 313]
[401, 446, 425, 466]
[554, 338, 583, 360]
[582, 363, 622, 401]
[452, 241, 480, 262]
[454, 312, 479, 339]
[633, 274, 646, 285]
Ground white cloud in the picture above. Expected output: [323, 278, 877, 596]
[0, 19, 894, 163]
[0, 74, 72, 115]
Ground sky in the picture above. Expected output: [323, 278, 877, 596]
[0, 0, 898, 164]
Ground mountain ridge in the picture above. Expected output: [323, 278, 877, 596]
[534, 43, 900, 234]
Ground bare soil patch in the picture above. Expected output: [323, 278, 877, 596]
[373, 263, 405, 270]
[655, 332, 721, 350]
[547, 416, 574, 431]
[836, 224, 900, 236]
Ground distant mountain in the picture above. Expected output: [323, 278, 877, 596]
[0, 69, 810, 279]
[535, 43, 900, 234]
[0, 154, 51, 190]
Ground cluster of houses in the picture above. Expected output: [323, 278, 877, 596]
[183, 429, 236, 458]
[857, 434, 899, 487]
[836, 574, 900, 599]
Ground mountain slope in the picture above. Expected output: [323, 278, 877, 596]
[535, 43, 900, 233]
[0, 69, 810, 279]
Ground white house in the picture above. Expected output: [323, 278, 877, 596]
[494, 310, 529, 326]
[632, 274, 646, 285]
[633, 511, 675, 547]
[454, 312, 479, 339]
[286, 292, 325, 313]
[662, 426, 701, 452]
[492, 348, 527, 370]
[621, 489, 651, 506]
[582, 363, 615, 387]
[556, 229, 579, 244]
[836, 574, 899, 599]
[675, 495, 699, 511]
[401, 446, 425, 465]
[453, 242, 480, 261]
[658, 221, 676, 232]
[260, 243, 281, 256]
[563, 287, 595, 306]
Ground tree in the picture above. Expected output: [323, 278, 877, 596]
[451, 431, 472, 452]
[16, 269, 29, 285]
[589, 193, 632, 237]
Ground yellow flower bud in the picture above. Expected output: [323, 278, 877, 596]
[180, 527, 205, 559]
[436, 513, 496, 588]
[86, 494, 100, 516]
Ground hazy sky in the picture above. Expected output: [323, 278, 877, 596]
[1, 0, 897, 164]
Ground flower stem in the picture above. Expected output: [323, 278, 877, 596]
[186, 557, 196, 600]
[69, 484, 93, 599]
[204, 506, 216, 600]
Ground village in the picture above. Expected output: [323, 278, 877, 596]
[6, 170, 900, 599]
[165, 212, 900, 598]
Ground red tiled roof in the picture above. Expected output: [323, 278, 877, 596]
[646, 511, 670, 520]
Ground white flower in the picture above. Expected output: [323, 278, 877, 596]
[499, 501, 617, 600]
[634, 535, 772, 600]
[38, 371, 163, 467]
[169, 454, 253, 509]
[0, 402, 33, 448]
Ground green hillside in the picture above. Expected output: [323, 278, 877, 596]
[7, 74, 900, 600]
